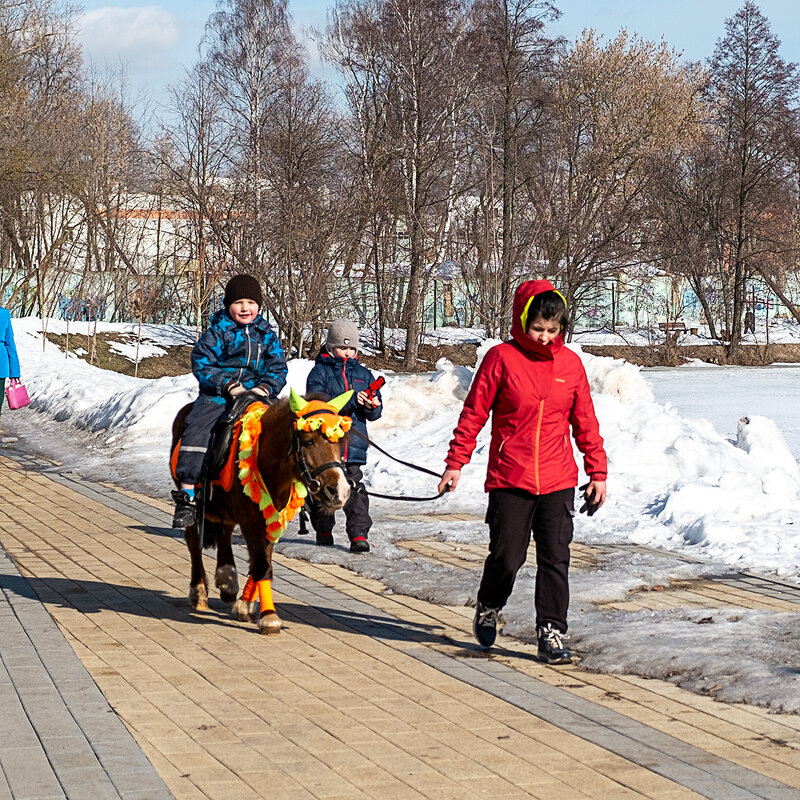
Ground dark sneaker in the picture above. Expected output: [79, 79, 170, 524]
[349, 536, 370, 553]
[171, 489, 196, 528]
[316, 532, 334, 546]
[537, 623, 572, 664]
[473, 602, 500, 649]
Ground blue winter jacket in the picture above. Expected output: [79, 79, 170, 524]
[191, 309, 287, 404]
[0, 308, 21, 379]
[306, 350, 383, 464]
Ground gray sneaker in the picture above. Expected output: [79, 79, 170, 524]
[537, 623, 572, 664]
[473, 602, 500, 649]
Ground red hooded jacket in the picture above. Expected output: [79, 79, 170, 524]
[445, 280, 607, 495]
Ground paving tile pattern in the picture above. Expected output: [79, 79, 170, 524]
[1, 451, 799, 799]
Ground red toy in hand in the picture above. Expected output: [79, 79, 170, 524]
[364, 376, 385, 400]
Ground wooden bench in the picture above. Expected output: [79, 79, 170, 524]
[658, 321, 687, 343]
[658, 321, 687, 333]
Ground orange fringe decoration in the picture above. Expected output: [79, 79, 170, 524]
[238, 402, 308, 543]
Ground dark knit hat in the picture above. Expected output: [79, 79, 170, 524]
[223, 274, 263, 309]
[326, 318, 360, 352]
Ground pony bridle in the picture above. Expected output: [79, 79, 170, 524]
[289, 388, 353, 496]
[291, 423, 346, 494]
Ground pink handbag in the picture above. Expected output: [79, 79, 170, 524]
[5, 378, 30, 410]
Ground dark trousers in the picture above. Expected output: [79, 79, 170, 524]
[175, 395, 227, 485]
[0, 377, 4, 419]
[477, 487, 575, 632]
[308, 463, 372, 541]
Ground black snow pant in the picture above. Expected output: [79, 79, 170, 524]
[308, 463, 372, 542]
[175, 394, 227, 485]
[477, 487, 575, 633]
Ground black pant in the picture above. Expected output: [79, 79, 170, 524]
[175, 395, 227, 485]
[477, 487, 575, 632]
[308, 463, 372, 541]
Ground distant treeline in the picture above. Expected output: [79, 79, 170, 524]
[2, 0, 799, 362]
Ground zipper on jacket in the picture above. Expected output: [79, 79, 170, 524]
[534, 400, 544, 492]
[342, 360, 350, 461]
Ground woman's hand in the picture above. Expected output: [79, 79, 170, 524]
[438, 468, 461, 494]
[582, 480, 606, 513]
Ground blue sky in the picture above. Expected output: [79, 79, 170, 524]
[75, 0, 799, 106]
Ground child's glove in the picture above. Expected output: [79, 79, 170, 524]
[251, 385, 271, 398]
[224, 379, 246, 398]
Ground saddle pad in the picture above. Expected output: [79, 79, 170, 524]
[170, 427, 240, 493]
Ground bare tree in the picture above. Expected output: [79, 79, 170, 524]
[708, 1, 800, 353]
[527, 31, 704, 332]
[326, 0, 478, 367]
[468, 0, 559, 334]
[0, 0, 84, 314]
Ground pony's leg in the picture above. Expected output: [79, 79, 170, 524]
[254, 541, 281, 634]
[214, 523, 238, 604]
[256, 571, 281, 635]
[184, 523, 208, 610]
[232, 575, 257, 622]
[241, 526, 281, 634]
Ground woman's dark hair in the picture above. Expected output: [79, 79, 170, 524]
[525, 290, 570, 332]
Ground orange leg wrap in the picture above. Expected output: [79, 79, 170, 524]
[257, 579, 275, 614]
[241, 575, 257, 603]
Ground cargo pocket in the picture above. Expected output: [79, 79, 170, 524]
[560, 501, 575, 545]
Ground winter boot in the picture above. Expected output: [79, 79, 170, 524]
[171, 489, 197, 529]
[472, 602, 500, 649]
[537, 623, 572, 664]
[349, 536, 370, 553]
[316, 532, 334, 546]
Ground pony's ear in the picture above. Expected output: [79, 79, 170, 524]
[289, 387, 306, 415]
[329, 390, 354, 413]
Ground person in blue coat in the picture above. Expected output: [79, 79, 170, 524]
[305, 318, 383, 553]
[172, 274, 287, 527]
[0, 306, 22, 424]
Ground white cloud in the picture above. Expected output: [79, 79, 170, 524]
[77, 6, 180, 72]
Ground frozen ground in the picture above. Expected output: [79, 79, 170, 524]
[2, 317, 800, 712]
[646, 364, 800, 460]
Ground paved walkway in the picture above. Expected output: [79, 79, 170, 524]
[1, 450, 799, 799]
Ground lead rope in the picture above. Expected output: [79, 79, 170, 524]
[346, 428, 450, 502]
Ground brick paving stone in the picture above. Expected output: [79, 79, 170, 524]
[3, 454, 800, 799]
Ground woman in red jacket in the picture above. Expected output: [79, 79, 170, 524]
[438, 280, 607, 663]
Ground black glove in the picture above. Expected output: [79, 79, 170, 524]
[578, 482, 600, 516]
[251, 385, 271, 398]
[224, 379, 246, 398]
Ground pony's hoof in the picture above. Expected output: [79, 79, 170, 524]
[232, 599, 255, 622]
[189, 584, 208, 611]
[258, 611, 282, 635]
[215, 565, 238, 604]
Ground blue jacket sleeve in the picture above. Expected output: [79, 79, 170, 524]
[191, 327, 229, 396]
[4, 314, 20, 378]
[305, 365, 329, 397]
[257, 330, 287, 397]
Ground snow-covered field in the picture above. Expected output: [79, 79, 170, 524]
[2, 317, 800, 712]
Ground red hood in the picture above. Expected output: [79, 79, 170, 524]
[510, 279, 564, 359]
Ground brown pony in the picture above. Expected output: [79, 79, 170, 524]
[170, 389, 352, 634]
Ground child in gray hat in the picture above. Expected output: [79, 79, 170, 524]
[305, 318, 383, 552]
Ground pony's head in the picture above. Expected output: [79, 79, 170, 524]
[289, 388, 352, 510]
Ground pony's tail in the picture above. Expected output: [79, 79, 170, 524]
[202, 519, 223, 549]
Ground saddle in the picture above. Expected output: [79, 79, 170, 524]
[203, 392, 273, 482]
